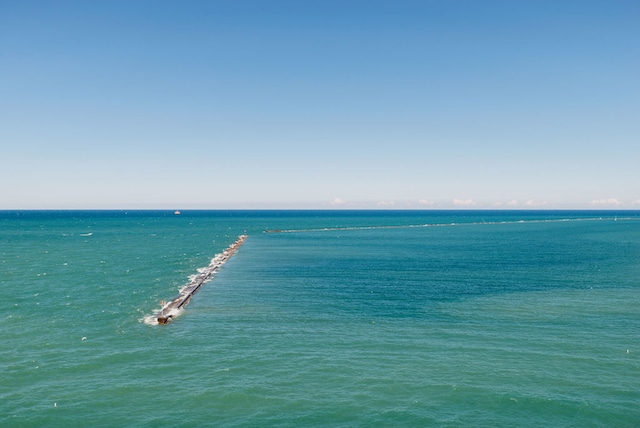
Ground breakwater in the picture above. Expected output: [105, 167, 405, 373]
[263, 216, 635, 234]
[154, 235, 247, 324]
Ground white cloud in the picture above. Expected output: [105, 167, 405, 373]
[453, 199, 476, 206]
[329, 198, 346, 206]
[526, 200, 548, 207]
[506, 199, 519, 206]
[589, 198, 621, 206]
[376, 200, 395, 207]
[418, 199, 434, 206]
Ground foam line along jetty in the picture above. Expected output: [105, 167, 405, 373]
[263, 216, 633, 234]
[156, 235, 247, 325]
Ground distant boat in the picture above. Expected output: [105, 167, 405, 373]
[174, 210, 181, 215]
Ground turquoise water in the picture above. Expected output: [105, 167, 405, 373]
[1, 211, 639, 427]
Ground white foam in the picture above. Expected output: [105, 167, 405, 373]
[270, 216, 635, 234]
[142, 315, 159, 326]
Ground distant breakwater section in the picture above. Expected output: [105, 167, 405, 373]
[146, 235, 247, 325]
[264, 216, 636, 234]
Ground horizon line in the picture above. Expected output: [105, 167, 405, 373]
[2, 208, 640, 212]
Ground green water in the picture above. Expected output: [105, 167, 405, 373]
[1, 211, 639, 426]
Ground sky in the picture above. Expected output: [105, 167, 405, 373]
[1, 0, 639, 209]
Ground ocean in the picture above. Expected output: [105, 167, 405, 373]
[1, 210, 638, 427]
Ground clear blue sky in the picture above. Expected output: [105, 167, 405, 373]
[1, 0, 638, 209]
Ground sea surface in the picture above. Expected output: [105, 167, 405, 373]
[1, 210, 639, 427]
